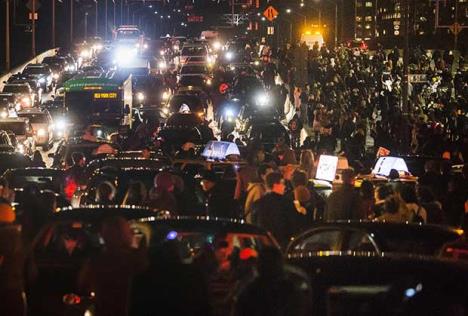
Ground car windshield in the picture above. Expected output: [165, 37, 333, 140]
[181, 46, 206, 56]
[0, 122, 27, 135]
[179, 76, 205, 87]
[5, 171, 64, 192]
[18, 113, 47, 124]
[3, 85, 29, 93]
[116, 30, 140, 40]
[181, 66, 207, 74]
[24, 67, 47, 75]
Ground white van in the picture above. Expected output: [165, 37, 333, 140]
[300, 32, 324, 49]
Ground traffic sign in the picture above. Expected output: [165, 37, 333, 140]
[267, 26, 274, 35]
[449, 22, 462, 35]
[26, 0, 41, 11]
[263, 5, 278, 22]
[28, 12, 38, 20]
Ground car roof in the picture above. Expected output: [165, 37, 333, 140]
[5, 167, 63, 175]
[0, 117, 29, 123]
[51, 206, 269, 234]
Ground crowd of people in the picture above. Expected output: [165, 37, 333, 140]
[0, 36, 467, 315]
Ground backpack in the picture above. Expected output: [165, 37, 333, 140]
[412, 206, 424, 224]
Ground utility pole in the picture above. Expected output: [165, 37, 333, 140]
[401, 0, 410, 152]
[95, 0, 98, 36]
[113, 0, 115, 30]
[32, 0, 36, 57]
[105, 0, 108, 40]
[5, 0, 11, 70]
[69, 0, 73, 46]
[52, 0, 56, 47]
[85, 12, 88, 39]
[120, 0, 123, 25]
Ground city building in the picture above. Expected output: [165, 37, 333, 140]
[354, 0, 377, 40]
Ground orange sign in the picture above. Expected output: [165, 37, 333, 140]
[263, 6, 278, 22]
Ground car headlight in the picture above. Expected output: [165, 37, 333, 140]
[37, 128, 46, 137]
[55, 118, 68, 130]
[225, 52, 234, 61]
[115, 47, 137, 66]
[53, 73, 60, 80]
[0, 111, 7, 118]
[254, 60, 260, 66]
[158, 61, 167, 69]
[136, 92, 145, 101]
[162, 108, 169, 115]
[22, 97, 31, 105]
[162, 91, 169, 100]
[213, 41, 221, 51]
[206, 79, 212, 86]
[80, 49, 91, 58]
[17, 144, 25, 154]
[256, 93, 269, 106]
[38, 78, 46, 83]
[160, 50, 165, 56]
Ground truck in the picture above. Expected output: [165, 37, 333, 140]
[63, 72, 133, 131]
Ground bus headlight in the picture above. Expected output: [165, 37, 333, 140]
[136, 92, 145, 102]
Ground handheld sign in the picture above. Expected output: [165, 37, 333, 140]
[315, 155, 339, 182]
[202, 141, 240, 160]
[372, 157, 409, 177]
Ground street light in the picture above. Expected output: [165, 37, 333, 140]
[95, 0, 98, 36]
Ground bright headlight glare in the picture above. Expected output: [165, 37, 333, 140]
[17, 144, 24, 154]
[225, 52, 233, 60]
[256, 93, 269, 106]
[173, 45, 179, 51]
[206, 79, 212, 86]
[160, 50, 165, 56]
[225, 108, 234, 117]
[254, 60, 260, 66]
[0, 111, 8, 118]
[115, 47, 137, 66]
[137, 92, 145, 101]
[38, 78, 46, 83]
[162, 108, 169, 115]
[53, 73, 60, 80]
[56, 119, 67, 130]
[22, 97, 30, 104]
[213, 41, 221, 50]
[80, 49, 91, 58]
[162, 91, 169, 100]
[37, 128, 46, 137]
[159, 61, 167, 69]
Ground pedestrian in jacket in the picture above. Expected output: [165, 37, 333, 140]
[324, 169, 364, 221]
[252, 172, 296, 249]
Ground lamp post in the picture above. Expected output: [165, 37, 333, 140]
[85, 12, 88, 39]
[69, 0, 73, 47]
[5, 0, 10, 70]
[32, 0, 36, 57]
[104, 0, 108, 40]
[95, 0, 98, 36]
[52, 0, 55, 47]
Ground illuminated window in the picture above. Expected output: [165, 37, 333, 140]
[356, 16, 362, 21]
[365, 24, 371, 29]
[365, 1, 373, 7]
[383, 29, 386, 35]
[394, 30, 400, 35]
[365, 16, 373, 21]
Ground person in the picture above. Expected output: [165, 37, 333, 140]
[290, 170, 315, 231]
[372, 184, 393, 218]
[141, 146, 151, 159]
[0, 178, 15, 204]
[233, 247, 306, 316]
[122, 182, 147, 206]
[359, 180, 375, 219]
[299, 150, 315, 180]
[288, 114, 303, 149]
[65, 152, 87, 188]
[95, 181, 116, 205]
[417, 185, 444, 224]
[201, 170, 239, 219]
[0, 202, 26, 316]
[234, 152, 261, 201]
[376, 195, 406, 223]
[79, 216, 148, 316]
[398, 184, 427, 223]
[324, 168, 364, 221]
[252, 172, 296, 249]
[146, 171, 178, 213]
[31, 150, 46, 167]
[244, 164, 274, 223]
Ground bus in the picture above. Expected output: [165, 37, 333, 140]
[63, 72, 133, 131]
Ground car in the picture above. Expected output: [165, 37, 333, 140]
[0, 93, 15, 118]
[50, 138, 119, 168]
[166, 94, 206, 117]
[179, 44, 208, 66]
[42, 56, 68, 82]
[29, 206, 277, 315]
[178, 75, 212, 90]
[22, 63, 53, 92]
[17, 108, 54, 149]
[286, 221, 463, 256]
[243, 118, 290, 152]
[0, 117, 36, 155]
[2, 167, 66, 194]
[159, 113, 215, 153]
[0, 151, 31, 174]
[287, 251, 468, 315]
[179, 64, 210, 77]
[54, 70, 80, 93]
[7, 75, 43, 104]
[0, 130, 16, 152]
[1, 83, 36, 110]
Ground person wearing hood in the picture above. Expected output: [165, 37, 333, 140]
[244, 164, 274, 223]
[201, 170, 239, 219]
[0, 202, 26, 316]
[146, 171, 178, 213]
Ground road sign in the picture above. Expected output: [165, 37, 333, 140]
[263, 5, 278, 22]
[267, 26, 274, 35]
[28, 12, 38, 20]
[449, 22, 462, 35]
[26, 0, 41, 11]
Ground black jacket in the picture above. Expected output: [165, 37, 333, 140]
[252, 192, 296, 249]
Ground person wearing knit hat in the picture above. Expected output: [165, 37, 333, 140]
[0, 201, 26, 315]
